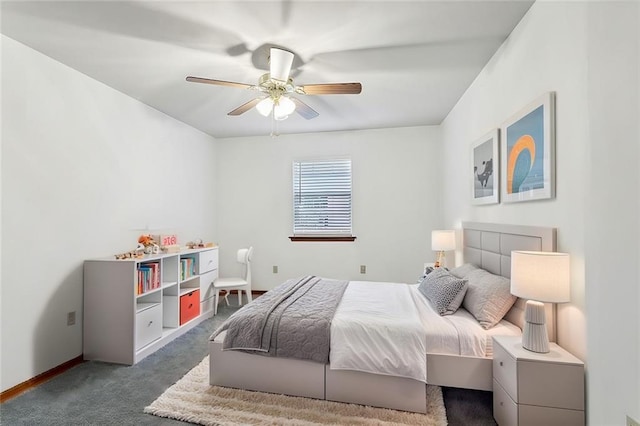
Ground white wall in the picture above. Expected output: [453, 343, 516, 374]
[0, 36, 218, 392]
[215, 126, 442, 290]
[440, 2, 639, 424]
[584, 2, 639, 424]
[442, 0, 589, 355]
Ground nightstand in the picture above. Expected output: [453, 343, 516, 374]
[492, 335, 585, 426]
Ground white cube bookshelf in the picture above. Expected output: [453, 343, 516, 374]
[83, 247, 218, 365]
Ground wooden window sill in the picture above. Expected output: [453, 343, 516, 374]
[289, 235, 357, 242]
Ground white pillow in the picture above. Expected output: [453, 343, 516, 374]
[449, 263, 479, 279]
[462, 268, 517, 329]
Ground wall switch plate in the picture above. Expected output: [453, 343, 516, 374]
[272, 265, 278, 274]
[67, 311, 76, 326]
[627, 415, 640, 426]
[360, 265, 366, 274]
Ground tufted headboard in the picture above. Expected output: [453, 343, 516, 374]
[461, 221, 557, 341]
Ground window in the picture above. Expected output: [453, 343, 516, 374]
[290, 158, 355, 241]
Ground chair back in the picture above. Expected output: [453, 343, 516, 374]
[236, 247, 253, 285]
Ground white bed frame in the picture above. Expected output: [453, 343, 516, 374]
[209, 222, 557, 413]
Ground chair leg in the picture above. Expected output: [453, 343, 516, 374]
[246, 290, 253, 303]
[224, 292, 230, 306]
[213, 290, 219, 316]
[238, 290, 243, 306]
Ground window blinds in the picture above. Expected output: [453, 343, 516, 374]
[293, 159, 352, 235]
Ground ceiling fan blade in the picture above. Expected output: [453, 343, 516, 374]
[269, 47, 294, 82]
[299, 82, 362, 95]
[228, 98, 262, 116]
[186, 76, 253, 90]
[291, 98, 319, 120]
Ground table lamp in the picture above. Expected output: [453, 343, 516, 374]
[510, 251, 570, 353]
[431, 230, 456, 268]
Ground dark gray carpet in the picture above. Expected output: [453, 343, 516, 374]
[1, 300, 496, 425]
[443, 387, 496, 426]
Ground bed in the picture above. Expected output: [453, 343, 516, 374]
[209, 222, 557, 413]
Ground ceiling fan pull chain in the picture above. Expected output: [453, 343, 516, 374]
[270, 111, 279, 137]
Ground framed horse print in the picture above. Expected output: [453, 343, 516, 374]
[471, 129, 499, 205]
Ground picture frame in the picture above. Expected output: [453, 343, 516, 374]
[471, 129, 499, 205]
[500, 92, 555, 203]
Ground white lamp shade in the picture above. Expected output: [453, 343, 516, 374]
[256, 97, 274, 116]
[274, 96, 296, 120]
[431, 230, 456, 251]
[510, 251, 570, 303]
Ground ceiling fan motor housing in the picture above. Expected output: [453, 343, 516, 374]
[258, 73, 296, 99]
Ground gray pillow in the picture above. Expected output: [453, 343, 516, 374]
[418, 268, 468, 315]
[462, 268, 517, 329]
[449, 263, 479, 279]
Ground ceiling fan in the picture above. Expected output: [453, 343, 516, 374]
[186, 47, 362, 121]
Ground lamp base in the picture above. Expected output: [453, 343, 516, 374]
[521, 300, 550, 353]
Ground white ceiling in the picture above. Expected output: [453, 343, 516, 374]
[1, 1, 534, 139]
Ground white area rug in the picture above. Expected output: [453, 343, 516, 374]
[145, 356, 448, 425]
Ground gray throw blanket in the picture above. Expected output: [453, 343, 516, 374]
[210, 276, 348, 363]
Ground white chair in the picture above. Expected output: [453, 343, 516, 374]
[213, 247, 253, 315]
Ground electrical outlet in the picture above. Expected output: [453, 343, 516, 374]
[627, 415, 640, 426]
[360, 265, 366, 274]
[273, 265, 278, 274]
[67, 311, 76, 326]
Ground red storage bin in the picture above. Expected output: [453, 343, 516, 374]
[180, 289, 200, 325]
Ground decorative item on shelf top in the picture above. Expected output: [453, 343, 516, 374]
[114, 250, 144, 260]
[114, 235, 160, 259]
[186, 239, 216, 249]
[161, 244, 182, 253]
[152, 234, 181, 253]
[138, 235, 161, 254]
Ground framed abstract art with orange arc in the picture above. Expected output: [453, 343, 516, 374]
[500, 92, 555, 203]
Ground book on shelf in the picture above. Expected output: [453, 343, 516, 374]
[137, 262, 160, 294]
[180, 256, 196, 281]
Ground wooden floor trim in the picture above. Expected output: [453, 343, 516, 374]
[0, 355, 85, 403]
[223, 290, 266, 297]
[1, 292, 264, 403]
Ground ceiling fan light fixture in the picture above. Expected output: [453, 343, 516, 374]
[256, 97, 274, 117]
[269, 48, 294, 82]
[274, 96, 296, 119]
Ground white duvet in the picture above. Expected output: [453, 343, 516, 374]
[329, 281, 518, 383]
